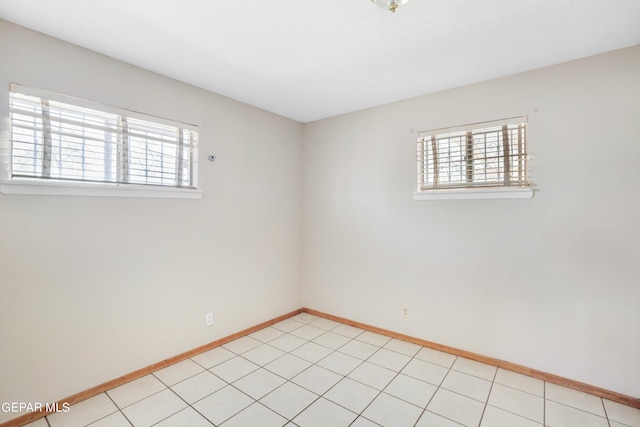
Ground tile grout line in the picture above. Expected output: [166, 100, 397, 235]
[600, 397, 612, 427]
[184, 403, 215, 427]
[413, 355, 459, 426]
[544, 389, 617, 422]
[543, 380, 546, 427]
[480, 377, 546, 425]
[476, 365, 499, 427]
[103, 392, 134, 427]
[151, 384, 207, 426]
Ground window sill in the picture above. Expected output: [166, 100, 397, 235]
[413, 186, 534, 201]
[0, 179, 202, 199]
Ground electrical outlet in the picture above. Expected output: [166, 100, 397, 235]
[402, 306, 409, 318]
[205, 312, 214, 326]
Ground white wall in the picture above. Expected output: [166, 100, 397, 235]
[0, 20, 303, 423]
[302, 46, 640, 398]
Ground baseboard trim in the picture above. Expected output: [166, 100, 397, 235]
[302, 307, 640, 410]
[0, 308, 303, 427]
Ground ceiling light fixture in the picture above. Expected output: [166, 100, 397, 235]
[370, 0, 412, 13]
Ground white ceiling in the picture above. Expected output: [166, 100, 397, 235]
[1, 0, 639, 122]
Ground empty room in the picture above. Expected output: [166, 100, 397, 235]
[0, 1, 639, 426]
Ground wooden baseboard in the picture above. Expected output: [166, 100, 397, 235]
[302, 307, 640, 410]
[0, 308, 303, 427]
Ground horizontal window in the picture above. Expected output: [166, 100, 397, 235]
[4, 84, 200, 197]
[415, 116, 532, 200]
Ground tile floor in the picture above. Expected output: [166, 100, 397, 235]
[24, 313, 640, 427]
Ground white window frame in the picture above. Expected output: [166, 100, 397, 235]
[1, 84, 201, 199]
[414, 116, 533, 200]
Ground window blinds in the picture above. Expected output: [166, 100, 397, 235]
[417, 117, 528, 191]
[9, 84, 198, 189]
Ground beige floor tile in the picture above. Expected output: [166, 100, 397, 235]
[312, 331, 351, 350]
[222, 336, 262, 355]
[192, 385, 253, 425]
[293, 397, 357, 427]
[331, 324, 364, 339]
[415, 347, 457, 368]
[241, 344, 285, 366]
[603, 399, 640, 426]
[292, 365, 343, 395]
[317, 350, 362, 375]
[86, 411, 132, 427]
[347, 361, 396, 390]
[154, 359, 204, 386]
[22, 418, 49, 427]
[291, 341, 333, 363]
[350, 416, 382, 427]
[268, 333, 307, 352]
[222, 402, 287, 427]
[290, 324, 326, 341]
[545, 382, 606, 417]
[494, 369, 543, 397]
[416, 411, 465, 426]
[291, 313, 318, 324]
[545, 400, 609, 427]
[47, 393, 118, 427]
[338, 339, 379, 360]
[153, 407, 211, 427]
[382, 338, 421, 357]
[249, 326, 285, 343]
[441, 370, 492, 403]
[451, 357, 496, 381]
[308, 317, 341, 331]
[480, 405, 542, 427]
[107, 374, 166, 408]
[264, 353, 312, 379]
[427, 388, 485, 427]
[401, 358, 449, 385]
[367, 348, 411, 372]
[170, 370, 226, 404]
[232, 368, 286, 400]
[355, 331, 391, 347]
[324, 377, 379, 413]
[122, 389, 187, 427]
[209, 356, 259, 383]
[191, 347, 235, 369]
[271, 318, 305, 333]
[487, 383, 543, 423]
[384, 374, 437, 408]
[260, 382, 319, 419]
[362, 393, 423, 427]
